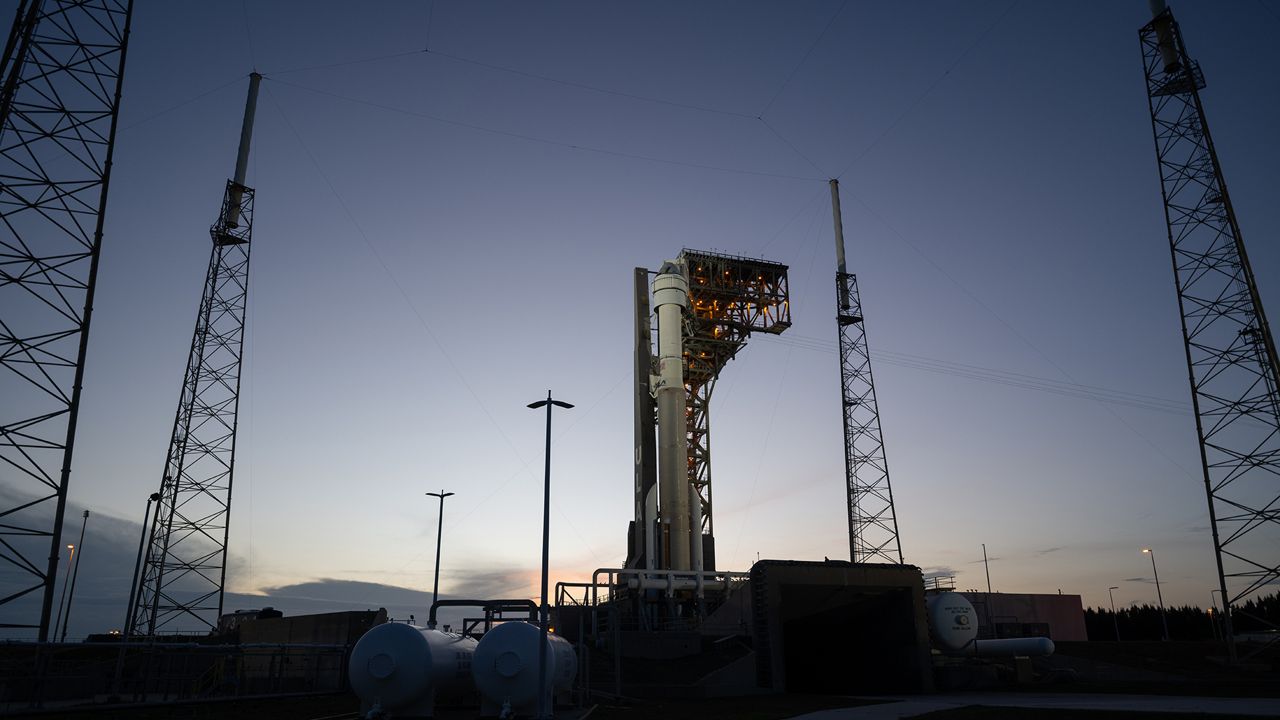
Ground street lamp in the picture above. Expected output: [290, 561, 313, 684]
[1209, 588, 1223, 642]
[528, 390, 572, 720]
[60, 510, 90, 642]
[123, 492, 162, 638]
[1108, 586, 1120, 641]
[425, 489, 454, 628]
[1141, 548, 1170, 641]
[52, 543, 76, 641]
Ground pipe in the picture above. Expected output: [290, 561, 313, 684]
[625, 577, 728, 592]
[690, 484, 703, 575]
[426, 598, 537, 629]
[652, 261, 690, 570]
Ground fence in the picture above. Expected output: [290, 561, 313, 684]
[0, 641, 350, 714]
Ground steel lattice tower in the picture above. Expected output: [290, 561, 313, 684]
[0, 0, 132, 640]
[1141, 8, 1280, 659]
[830, 180, 902, 564]
[129, 74, 261, 636]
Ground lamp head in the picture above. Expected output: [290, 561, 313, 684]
[1142, 548, 1151, 554]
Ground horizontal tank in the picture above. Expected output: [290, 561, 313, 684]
[472, 621, 577, 716]
[926, 592, 978, 653]
[349, 622, 478, 718]
[926, 592, 1054, 657]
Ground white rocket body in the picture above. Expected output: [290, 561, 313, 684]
[652, 260, 690, 570]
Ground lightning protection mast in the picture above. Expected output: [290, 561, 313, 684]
[1141, 4, 1280, 661]
[0, 0, 134, 641]
[129, 73, 261, 636]
[830, 179, 903, 564]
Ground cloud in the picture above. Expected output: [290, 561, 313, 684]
[1036, 547, 1063, 555]
[921, 566, 959, 580]
[229, 576, 536, 629]
[1124, 576, 1155, 585]
[0, 486, 534, 640]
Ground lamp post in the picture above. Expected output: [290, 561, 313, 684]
[1108, 586, 1120, 641]
[52, 542, 75, 641]
[528, 390, 572, 720]
[425, 490, 454, 628]
[1209, 588, 1223, 642]
[123, 492, 162, 638]
[1142, 548, 1170, 641]
[59, 510, 90, 642]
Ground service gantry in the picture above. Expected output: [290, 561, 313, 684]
[628, 249, 790, 574]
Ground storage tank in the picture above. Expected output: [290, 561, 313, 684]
[925, 592, 1054, 657]
[471, 621, 577, 717]
[926, 592, 979, 653]
[348, 622, 478, 718]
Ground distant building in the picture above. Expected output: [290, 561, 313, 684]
[961, 592, 1087, 641]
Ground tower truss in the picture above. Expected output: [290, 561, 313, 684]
[836, 272, 902, 564]
[829, 179, 902, 565]
[0, 0, 133, 640]
[1141, 9, 1280, 656]
[130, 182, 254, 636]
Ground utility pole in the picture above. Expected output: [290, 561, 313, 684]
[59, 511, 90, 642]
[528, 391, 573, 720]
[982, 544, 992, 594]
[425, 490, 454, 627]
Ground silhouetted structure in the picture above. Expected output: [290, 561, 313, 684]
[1140, 6, 1280, 660]
[830, 179, 902, 563]
[131, 74, 261, 636]
[0, 0, 133, 641]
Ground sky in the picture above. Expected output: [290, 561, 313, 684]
[3, 0, 1280, 640]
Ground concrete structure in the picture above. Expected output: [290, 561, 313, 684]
[750, 560, 933, 695]
[960, 592, 1087, 642]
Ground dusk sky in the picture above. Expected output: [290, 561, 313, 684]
[4, 0, 1279, 639]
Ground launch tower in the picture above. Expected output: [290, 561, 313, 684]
[0, 0, 133, 640]
[1141, 5, 1280, 659]
[129, 74, 261, 636]
[629, 249, 790, 574]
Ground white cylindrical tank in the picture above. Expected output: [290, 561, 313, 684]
[349, 623, 478, 717]
[926, 592, 979, 653]
[974, 637, 1055, 657]
[472, 621, 577, 716]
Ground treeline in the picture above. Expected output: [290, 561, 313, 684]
[1084, 591, 1280, 641]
